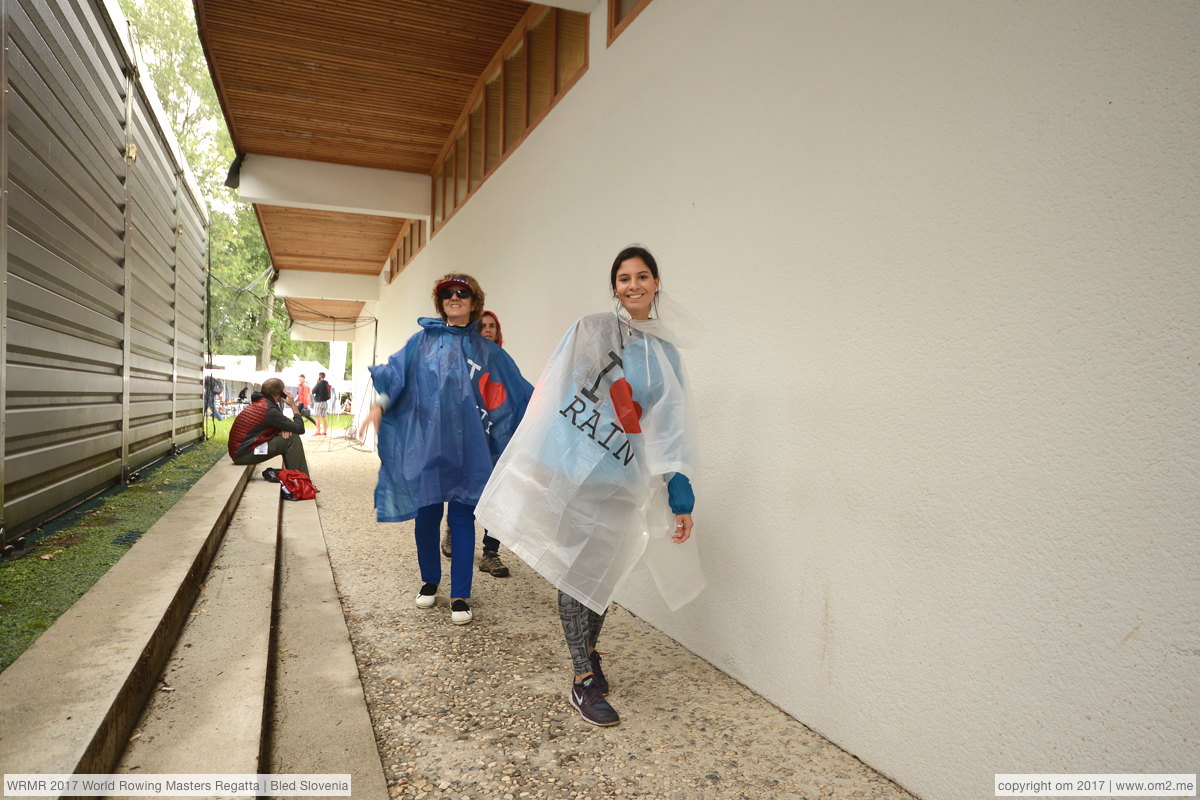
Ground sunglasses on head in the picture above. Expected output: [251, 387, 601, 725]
[437, 287, 474, 300]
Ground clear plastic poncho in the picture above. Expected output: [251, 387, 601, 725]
[475, 302, 704, 614]
[370, 317, 533, 522]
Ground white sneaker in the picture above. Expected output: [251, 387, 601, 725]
[415, 583, 437, 609]
[450, 600, 472, 625]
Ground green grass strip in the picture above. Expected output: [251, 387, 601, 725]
[0, 420, 234, 672]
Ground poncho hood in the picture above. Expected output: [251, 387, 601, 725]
[420, 316, 472, 333]
[480, 311, 504, 347]
[616, 291, 704, 350]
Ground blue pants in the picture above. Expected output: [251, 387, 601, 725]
[415, 502, 475, 598]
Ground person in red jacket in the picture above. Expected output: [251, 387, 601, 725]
[296, 374, 312, 412]
[228, 377, 309, 474]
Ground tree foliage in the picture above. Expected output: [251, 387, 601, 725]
[120, 0, 230, 203]
[119, 0, 329, 371]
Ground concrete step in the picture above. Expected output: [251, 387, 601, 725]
[0, 458, 388, 800]
[267, 495, 388, 799]
[111, 476, 281, 785]
[0, 460, 254, 779]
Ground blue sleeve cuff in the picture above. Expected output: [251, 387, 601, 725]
[667, 472, 694, 514]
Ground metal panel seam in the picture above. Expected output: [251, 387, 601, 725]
[119, 21, 134, 484]
[1, 0, 10, 538]
[171, 168, 180, 449]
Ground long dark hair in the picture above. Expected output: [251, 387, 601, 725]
[609, 246, 660, 292]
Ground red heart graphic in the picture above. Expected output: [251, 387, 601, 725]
[478, 372, 507, 410]
[609, 378, 642, 433]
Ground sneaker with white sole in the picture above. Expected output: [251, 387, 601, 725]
[450, 599, 473, 625]
[415, 582, 438, 609]
[569, 677, 619, 726]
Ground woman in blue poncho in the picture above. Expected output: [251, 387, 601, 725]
[360, 274, 533, 625]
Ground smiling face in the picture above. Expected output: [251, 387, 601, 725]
[442, 290, 475, 326]
[479, 314, 499, 342]
[433, 274, 485, 326]
[613, 256, 660, 320]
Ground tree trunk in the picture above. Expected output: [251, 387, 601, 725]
[258, 286, 275, 371]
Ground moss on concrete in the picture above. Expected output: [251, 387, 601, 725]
[0, 421, 234, 672]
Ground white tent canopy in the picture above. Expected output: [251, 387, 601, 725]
[205, 356, 332, 387]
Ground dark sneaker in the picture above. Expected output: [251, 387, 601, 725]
[478, 550, 510, 577]
[415, 582, 438, 609]
[589, 650, 609, 694]
[569, 677, 619, 726]
[440, 527, 452, 558]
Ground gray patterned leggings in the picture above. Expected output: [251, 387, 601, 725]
[558, 590, 608, 676]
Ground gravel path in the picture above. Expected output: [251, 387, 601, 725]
[306, 435, 918, 800]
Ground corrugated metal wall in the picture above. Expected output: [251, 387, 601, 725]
[1, 0, 209, 542]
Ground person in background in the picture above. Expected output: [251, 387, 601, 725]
[204, 374, 224, 421]
[479, 310, 503, 347]
[228, 377, 309, 474]
[296, 374, 312, 419]
[311, 371, 333, 436]
[359, 275, 533, 625]
[442, 309, 512, 577]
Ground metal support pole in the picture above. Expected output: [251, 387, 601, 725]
[119, 47, 137, 484]
[171, 172, 181, 451]
[0, 0, 10, 540]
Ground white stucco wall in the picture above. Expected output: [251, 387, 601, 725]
[353, 2, 1200, 797]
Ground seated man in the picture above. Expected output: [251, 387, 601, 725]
[228, 377, 309, 474]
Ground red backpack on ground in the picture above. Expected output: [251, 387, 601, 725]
[275, 469, 318, 501]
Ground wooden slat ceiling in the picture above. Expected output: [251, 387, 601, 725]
[197, 0, 533, 326]
[256, 205, 405, 274]
[195, 0, 531, 173]
[284, 298, 366, 324]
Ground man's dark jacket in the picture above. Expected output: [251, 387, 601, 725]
[228, 393, 305, 460]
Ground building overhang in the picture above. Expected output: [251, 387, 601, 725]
[283, 299, 369, 344]
[274, 270, 380, 303]
[238, 155, 430, 220]
[530, 0, 598, 10]
[196, 0, 536, 330]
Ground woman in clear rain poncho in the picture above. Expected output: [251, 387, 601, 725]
[360, 274, 533, 626]
[476, 246, 704, 726]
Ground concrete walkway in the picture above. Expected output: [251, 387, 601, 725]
[304, 434, 918, 800]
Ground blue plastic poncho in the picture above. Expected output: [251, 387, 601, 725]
[370, 317, 533, 522]
[476, 304, 704, 614]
